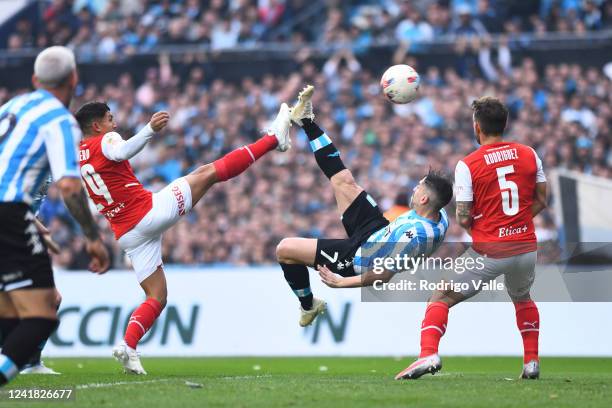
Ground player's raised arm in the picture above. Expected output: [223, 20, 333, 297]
[101, 111, 169, 162]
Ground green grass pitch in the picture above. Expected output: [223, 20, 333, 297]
[1, 357, 611, 407]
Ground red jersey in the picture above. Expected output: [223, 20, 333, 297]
[78, 134, 152, 239]
[455, 141, 546, 257]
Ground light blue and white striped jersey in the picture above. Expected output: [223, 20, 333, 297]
[353, 208, 449, 274]
[0, 89, 81, 205]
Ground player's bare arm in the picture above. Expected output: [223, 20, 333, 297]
[57, 177, 110, 273]
[455, 201, 473, 231]
[318, 264, 393, 288]
[531, 182, 548, 217]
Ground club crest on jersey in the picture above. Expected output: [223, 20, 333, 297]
[402, 227, 418, 241]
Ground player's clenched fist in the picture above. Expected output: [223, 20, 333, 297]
[150, 111, 170, 132]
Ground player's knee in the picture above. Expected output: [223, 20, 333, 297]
[508, 290, 531, 303]
[148, 292, 167, 309]
[144, 287, 168, 309]
[429, 290, 460, 307]
[276, 239, 296, 263]
[191, 163, 216, 182]
[331, 170, 357, 188]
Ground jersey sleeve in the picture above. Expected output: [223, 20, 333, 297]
[43, 116, 81, 180]
[531, 148, 547, 183]
[101, 124, 154, 162]
[454, 160, 473, 201]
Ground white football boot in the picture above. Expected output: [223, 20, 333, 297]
[267, 102, 292, 152]
[520, 360, 540, 379]
[20, 361, 61, 375]
[299, 297, 327, 327]
[112, 343, 147, 375]
[394, 354, 442, 380]
[290, 85, 315, 126]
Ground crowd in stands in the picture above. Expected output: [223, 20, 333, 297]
[0, 42, 609, 268]
[3, 0, 612, 59]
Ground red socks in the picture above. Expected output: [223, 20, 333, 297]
[514, 300, 540, 363]
[124, 298, 163, 349]
[419, 301, 449, 357]
[213, 134, 278, 181]
[417, 300, 539, 362]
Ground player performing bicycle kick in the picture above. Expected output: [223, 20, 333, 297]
[75, 102, 292, 374]
[276, 86, 453, 327]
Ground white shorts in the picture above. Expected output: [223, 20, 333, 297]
[118, 177, 193, 283]
[452, 247, 537, 300]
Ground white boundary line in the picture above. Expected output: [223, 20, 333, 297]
[76, 379, 173, 389]
[221, 374, 272, 380]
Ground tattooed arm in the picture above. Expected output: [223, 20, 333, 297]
[456, 201, 473, 234]
[57, 177, 110, 273]
[454, 160, 474, 235]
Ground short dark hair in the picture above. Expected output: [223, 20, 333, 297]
[471, 96, 508, 136]
[423, 169, 453, 211]
[75, 101, 110, 133]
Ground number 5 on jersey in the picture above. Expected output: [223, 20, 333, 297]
[496, 165, 519, 216]
[81, 163, 114, 210]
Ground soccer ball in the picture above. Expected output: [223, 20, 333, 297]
[380, 65, 420, 104]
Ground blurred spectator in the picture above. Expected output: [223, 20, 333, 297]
[3, 0, 611, 54]
[450, 4, 488, 37]
[211, 17, 241, 50]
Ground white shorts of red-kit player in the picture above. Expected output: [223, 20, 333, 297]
[118, 177, 193, 282]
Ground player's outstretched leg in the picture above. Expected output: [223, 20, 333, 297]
[290, 86, 363, 215]
[184, 103, 292, 207]
[514, 299, 540, 379]
[276, 238, 327, 326]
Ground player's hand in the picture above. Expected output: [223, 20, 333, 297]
[85, 238, 110, 274]
[34, 218, 60, 254]
[150, 111, 170, 132]
[317, 264, 344, 288]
